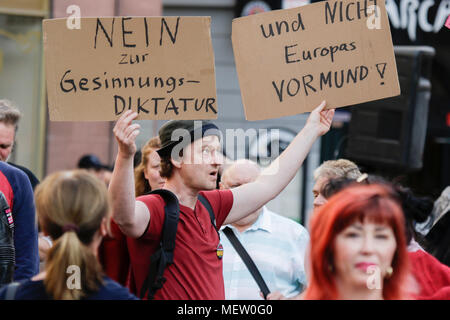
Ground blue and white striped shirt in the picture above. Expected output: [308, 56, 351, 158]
[220, 206, 309, 300]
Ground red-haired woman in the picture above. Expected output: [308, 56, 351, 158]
[304, 184, 413, 300]
[134, 137, 165, 197]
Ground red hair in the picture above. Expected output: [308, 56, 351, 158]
[304, 184, 410, 300]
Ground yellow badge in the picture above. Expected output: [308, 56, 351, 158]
[216, 243, 223, 259]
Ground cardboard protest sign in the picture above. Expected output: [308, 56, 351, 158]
[44, 17, 217, 121]
[232, 0, 400, 121]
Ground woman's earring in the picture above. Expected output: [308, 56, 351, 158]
[385, 266, 393, 278]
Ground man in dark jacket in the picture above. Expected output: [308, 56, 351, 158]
[0, 161, 39, 281]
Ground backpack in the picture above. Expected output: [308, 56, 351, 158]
[0, 191, 15, 285]
[99, 189, 217, 300]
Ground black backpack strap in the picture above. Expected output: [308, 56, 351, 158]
[198, 194, 219, 238]
[139, 189, 179, 300]
[0, 192, 14, 229]
[0, 192, 15, 286]
[222, 226, 271, 299]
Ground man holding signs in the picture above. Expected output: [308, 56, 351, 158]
[109, 102, 334, 299]
[44, 0, 408, 300]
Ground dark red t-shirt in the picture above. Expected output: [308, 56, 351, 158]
[127, 189, 233, 300]
[409, 250, 450, 300]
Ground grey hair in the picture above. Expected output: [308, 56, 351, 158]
[0, 100, 21, 129]
[314, 159, 362, 181]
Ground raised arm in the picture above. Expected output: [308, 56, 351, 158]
[225, 101, 334, 225]
[109, 110, 150, 238]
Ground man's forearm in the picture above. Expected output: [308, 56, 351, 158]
[258, 125, 319, 201]
[109, 153, 136, 230]
[227, 124, 319, 224]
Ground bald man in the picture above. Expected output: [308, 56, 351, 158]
[219, 160, 309, 300]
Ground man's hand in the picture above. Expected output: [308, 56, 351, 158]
[38, 233, 52, 262]
[262, 291, 304, 300]
[305, 100, 335, 137]
[113, 110, 140, 158]
[263, 291, 287, 300]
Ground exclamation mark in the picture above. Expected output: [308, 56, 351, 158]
[376, 63, 387, 85]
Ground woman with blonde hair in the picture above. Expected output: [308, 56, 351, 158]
[0, 170, 137, 300]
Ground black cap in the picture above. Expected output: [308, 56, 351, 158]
[78, 154, 109, 170]
[157, 120, 221, 157]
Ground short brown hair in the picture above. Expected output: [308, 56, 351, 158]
[159, 149, 183, 179]
[159, 156, 173, 179]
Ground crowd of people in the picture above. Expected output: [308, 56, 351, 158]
[0, 98, 449, 300]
